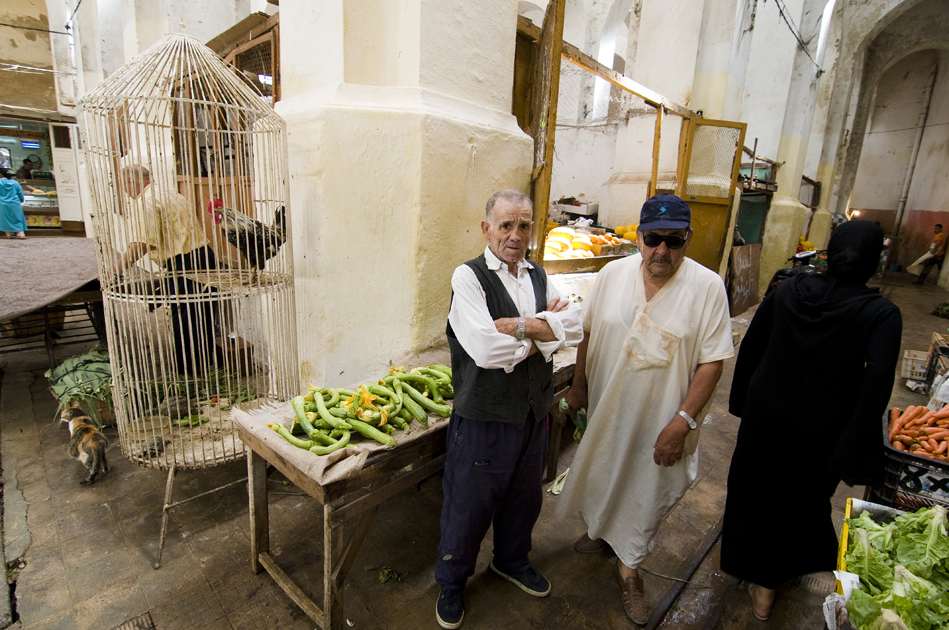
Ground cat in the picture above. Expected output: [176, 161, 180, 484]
[62, 405, 110, 485]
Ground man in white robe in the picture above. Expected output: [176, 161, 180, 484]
[556, 194, 734, 624]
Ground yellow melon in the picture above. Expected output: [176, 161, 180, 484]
[546, 236, 571, 251]
[623, 231, 637, 241]
[549, 227, 576, 239]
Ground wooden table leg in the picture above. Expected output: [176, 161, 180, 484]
[324, 503, 343, 630]
[323, 503, 379, 630]
[248, 449, 270, 574]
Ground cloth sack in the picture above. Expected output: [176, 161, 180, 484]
[907, 252, 934, 276]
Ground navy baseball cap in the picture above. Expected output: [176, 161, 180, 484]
[640, 194, 691, 231]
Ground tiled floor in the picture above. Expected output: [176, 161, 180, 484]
[0, 272, 942, 629]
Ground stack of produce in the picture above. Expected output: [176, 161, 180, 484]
[888, 405, 949, 462]
[797, 235, 816, 252]
[543, 226, 631, 260]
[844, 504, 949, 629]
[613, 224, 639, 242]
[268, 365, 453, 456]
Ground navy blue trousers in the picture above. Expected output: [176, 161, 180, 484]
[434, 410, 548, 590]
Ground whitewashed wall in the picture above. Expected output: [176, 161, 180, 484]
[851, 51, 937, 212]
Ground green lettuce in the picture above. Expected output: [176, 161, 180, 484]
[849, 588, 884, 628]
[894, 507, 949, 579]
[849, 527, 896, 595]
[845, 507, 949, 630]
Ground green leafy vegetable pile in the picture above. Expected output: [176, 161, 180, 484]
[845, 505, 949, 629]
[933, 303, 949, 320]
[46, 346, 112, 428]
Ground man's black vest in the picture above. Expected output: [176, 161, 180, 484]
[446, 254, 554, 427]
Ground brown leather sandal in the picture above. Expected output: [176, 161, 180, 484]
[616, 561, 648, 625]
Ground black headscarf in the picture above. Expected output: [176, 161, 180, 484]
[826, 220, 884, 285]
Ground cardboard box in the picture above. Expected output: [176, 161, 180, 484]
[552, 203, 599, 216]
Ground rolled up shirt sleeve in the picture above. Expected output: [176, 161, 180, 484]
[533, 282, 583, 360]
[448, 265, 532, 372]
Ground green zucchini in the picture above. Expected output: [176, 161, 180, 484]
[400, 382, 451, 418]
[268, 423, 315, 450]
[347, 418, 397, 447]
[400, 390, 427, 424]
[309, 429, 350, 455]
[314, 388, 352, 431]
[292, 396, 319, 436]
[396, 374, 445, 404]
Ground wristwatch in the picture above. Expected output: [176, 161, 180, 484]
[516, 316, 526, 340]
[677, 409, 698, 430]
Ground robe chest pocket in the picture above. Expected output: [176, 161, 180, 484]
[624, 312, 681, 371]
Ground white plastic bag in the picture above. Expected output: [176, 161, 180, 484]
[929, 373, 949, 410]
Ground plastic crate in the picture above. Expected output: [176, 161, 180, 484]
[901, 350, 929, 380]
[870, 411, 949, 511]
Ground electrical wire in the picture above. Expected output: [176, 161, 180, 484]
[859, 121, 949, 136]
[0, 22, 70, 36]
[770, 0, 824, 76]
[65, 0, 84, 29]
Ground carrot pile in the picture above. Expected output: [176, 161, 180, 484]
[888, 405, 949, 461]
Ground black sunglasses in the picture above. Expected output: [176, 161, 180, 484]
[641, 233, 688, 249]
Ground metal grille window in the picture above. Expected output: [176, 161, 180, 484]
[683, 124, 743, 200]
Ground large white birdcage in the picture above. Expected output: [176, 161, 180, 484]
[77, 33, 298, 474]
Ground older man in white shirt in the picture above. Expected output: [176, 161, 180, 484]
[434, 189, 582, 629]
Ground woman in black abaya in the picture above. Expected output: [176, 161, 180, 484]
[720, 220, 902, 620]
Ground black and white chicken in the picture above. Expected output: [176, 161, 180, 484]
[207, 199, 286, 270]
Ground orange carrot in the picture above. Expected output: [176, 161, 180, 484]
[894, 441, 907, 451]
[936, 441, 949, 455]
[929, 438, 940, 451]
[934, 404, 949, 419]
[908, 411, 933, 428]
[889, 408, 902, 435]
[891, 406, 922, 441]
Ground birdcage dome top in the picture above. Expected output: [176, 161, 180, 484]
[79, 33, 276, 121]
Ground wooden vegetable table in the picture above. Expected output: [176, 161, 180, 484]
[235, 414, 448, 630]
[233, 348, 576, 629]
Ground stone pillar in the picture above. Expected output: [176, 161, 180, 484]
[277, 0, 533, 387]
[801, 1, 843, 250]
[74, 0, 104, 95]
[121, 0, 169, 61]
[757, 0, 825, 295]
[605, 0, 706, 228]
[691, 0, 755, 121]
[45, 0, 76, 111]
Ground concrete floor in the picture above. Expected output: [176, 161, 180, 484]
[0, 272, 944, 630]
